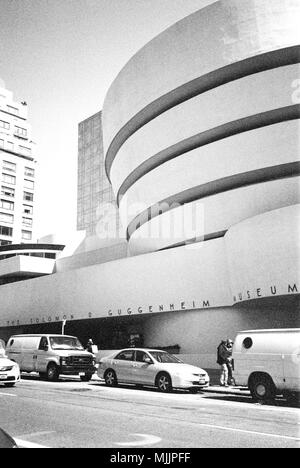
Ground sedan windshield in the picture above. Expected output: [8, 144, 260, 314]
[149, 351, 183, 363]
[49, 337, 84, 350]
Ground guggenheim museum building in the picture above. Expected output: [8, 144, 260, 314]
[0, 0, 299, 368]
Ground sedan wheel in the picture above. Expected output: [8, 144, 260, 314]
[105, 370, 117, 387]
[157, 373, 172, 393]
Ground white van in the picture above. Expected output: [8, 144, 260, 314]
[6, 334, 96, 382]
[232, 329, 300, 402]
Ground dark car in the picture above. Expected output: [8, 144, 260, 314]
[0, 428, 18, 448]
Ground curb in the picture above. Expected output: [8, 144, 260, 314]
[202, 386, 250, 396]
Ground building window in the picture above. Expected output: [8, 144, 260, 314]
[24, 167, 35, 177]
[6, 105, 19, 116]
[22, 217, 32, 227]
[14, 126, 27, 138]
[1, 186, 15, 198]
[0, 199, 14, 210]
[19, 146, 32, 157]
[23, 204, 33, 215]
[0, 212, 14, 224]
[0, 225, 13, 236]
[24, 179, 34, 190]
[6, 142, 14, 152]
[0, 240, 12, 246]
[0, 120, 10, 130]
[2, 161, 16, 173]
[23, 191, 33, 202]
[21, 230, 32, 240]
[2, 173, 16, 185]
[45, 253, 56, 259]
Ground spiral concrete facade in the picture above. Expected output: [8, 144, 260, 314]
[103, 0, 300, 255]
[0, 0, 299, 368]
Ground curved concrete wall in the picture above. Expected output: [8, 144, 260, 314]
[128, 179, 300, 254]
[111, 64, 300, 196]
[103, 0, 300, 163]
[0, 206, 298, 330]
[103, 0, 300, 255]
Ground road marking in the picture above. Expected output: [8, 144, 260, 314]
[116, 433, 162, 447]
[15, 438, 49, 449]
[194, 422, 300, 441]
[0, 392, 16, 397]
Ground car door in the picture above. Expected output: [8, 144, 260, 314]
[113, 350, 135, 383]
[132, 351, 156, 385]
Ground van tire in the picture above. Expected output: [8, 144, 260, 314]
[249, 373, 276, 402]
[46, 363, 59, 382]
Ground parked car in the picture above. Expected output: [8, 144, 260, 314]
[0, 428, 18, 448]
[232, 328, 300, 403]
[98, 348, 210, 393]
[6, 334, 96, 382]
[0, 341, 20, 388]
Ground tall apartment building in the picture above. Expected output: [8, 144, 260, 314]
[77, 111, 120, 237]
[0, 86, 36, 245]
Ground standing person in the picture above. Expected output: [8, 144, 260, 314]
[217, 340, 231, 386]
[225, 339, 235, 386]
[86, 339, 94, 354]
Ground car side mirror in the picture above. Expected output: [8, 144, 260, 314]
[144, 357, 153, 364]
[43, 344, 49, 351]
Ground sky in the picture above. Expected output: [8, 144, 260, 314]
[0, 0, 215, 239]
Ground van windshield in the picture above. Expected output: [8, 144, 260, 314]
[49, 336, 84, 351]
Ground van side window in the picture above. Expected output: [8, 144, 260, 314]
[39, 337, 48, 350]
[243, 337, 253, 349]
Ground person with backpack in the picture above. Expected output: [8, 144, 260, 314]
[217, 340, 232, 386]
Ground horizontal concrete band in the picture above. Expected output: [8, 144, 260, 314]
[126, 162, 300, 240]
[117, 105, 300, 205]
[105, 45, 300, 181]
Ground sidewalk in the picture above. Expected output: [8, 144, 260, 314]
[202, 368, 250, 395]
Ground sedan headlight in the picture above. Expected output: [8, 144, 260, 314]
[0, 366, 13, 371]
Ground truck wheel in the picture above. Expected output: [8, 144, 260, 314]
[46, 363, 59, 382]
[249, 374, 276, 402]
[80, 373, 93, 382]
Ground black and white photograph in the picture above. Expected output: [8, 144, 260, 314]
[0, 0, 299, 452]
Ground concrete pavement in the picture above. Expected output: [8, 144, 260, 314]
[0, 375, 298, 448]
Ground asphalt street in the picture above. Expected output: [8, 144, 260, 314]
[0, 375, 299, 448]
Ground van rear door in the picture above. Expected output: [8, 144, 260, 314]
[6, 337, 23, 367]
[283, 346, 300, 392]
[19, 336, 40, 372]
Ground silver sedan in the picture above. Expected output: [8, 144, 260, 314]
[98, 348, 210, 393]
